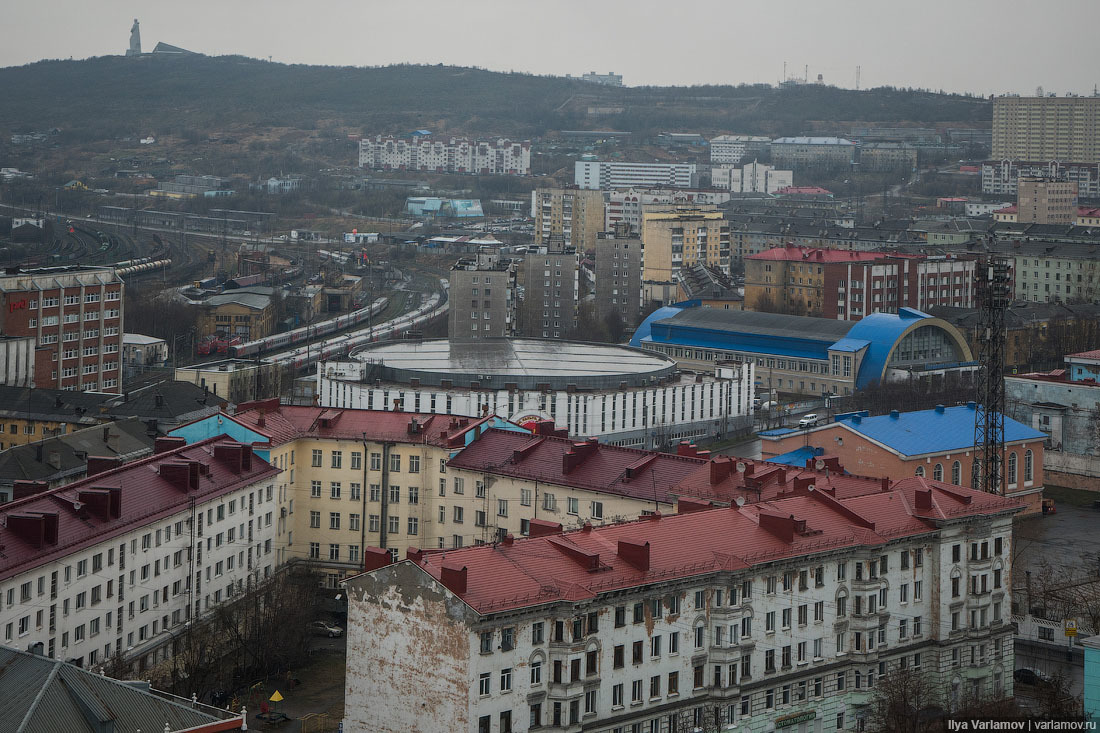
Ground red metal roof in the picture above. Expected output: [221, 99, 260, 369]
[0, 438, 279, 582]
[774, 186, 833, 195]
[388, 478, 1021, 614]
[1067, 349, 1100, 361]
[231, 404, 498, 449]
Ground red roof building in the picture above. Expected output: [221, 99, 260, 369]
[344, 475, 1023, 731]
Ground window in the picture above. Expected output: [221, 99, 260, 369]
[567, 497, 579, 515]
[591, 501, 603, 520]
[497, 499, 508, 517]
[329, 512, 340, 530]
[668, 671, 679, 695]
[531, 660, 542, 684]
[370, 453, 381, 471]
[330, 482, 342, 499]
[351, 452, 362, 470]
[501, 667, 512, 692]
[479, 672, 491, 696]
[310, 481, 322, 498]
[389, 454, 401, 472]
[331, 451, 342, 469]
[309, 511, 320, 528]
[311, 449, 322, 467]
[1025, 450, 1034, 482]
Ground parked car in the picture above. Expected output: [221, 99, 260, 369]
[1013, 668, 1052, 686]
[798, 413, 820, 428]
[309, 620, 344, 638]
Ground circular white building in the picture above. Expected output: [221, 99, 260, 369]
[318, 338, 754, 449]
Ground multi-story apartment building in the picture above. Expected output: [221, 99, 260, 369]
[711, 162, 793, 194]
[358, 135, 531, 175]
[603, 189, 731, 234]
[641, 210, 730, 303]
[172, 404, 525, 588]
[743, 247, 976, 320]
[575, 161, 697, 190]
[531, 188, 605, 253]
[858, 143, 918, 172]
[594, 224, 643, 329]
[0, 266, 124, 393]
[709, 135, 771, 164]
[448, 252, 518, 342]
[344, 478, 1022, 733]
[982, 159, 1100, 198]
[1017, 176, 1079, 225]
[520, 244, 580, 339]
[770, 137, 856, 168]
[0, 436, 279, 672]
[1003, 241, 1100, 303]
[992, 95, 1100, 163]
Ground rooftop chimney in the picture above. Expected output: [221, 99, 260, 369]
[86, 456, 122, 477]
[154, 436, 187, 454]
[527, 518, 563, 538]
[617, 539, 650, 571]
[362, 547, 392, 572]
[440, 562, 468, 595]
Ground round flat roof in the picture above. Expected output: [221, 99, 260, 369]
[352, 338, 678, 390]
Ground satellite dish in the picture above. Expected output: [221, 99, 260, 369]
[815, 459, 826, 470]
[807, 484, 816, 492]
[736, 462, 746, 473]
[735, 496, 746, 507]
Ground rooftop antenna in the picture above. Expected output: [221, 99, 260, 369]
[783, 61, 787, 84]
[855, 65, 861, 91]
[650, 459, 660, 514]
[804, 64, 809, 83]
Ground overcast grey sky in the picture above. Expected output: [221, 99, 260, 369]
[5, 0, 1099, 95]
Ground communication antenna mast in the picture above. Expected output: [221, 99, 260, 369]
[971, 252, 1011, 494]
[855, 66, 861, 91]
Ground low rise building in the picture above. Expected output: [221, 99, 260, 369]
[709, 135, 772, 164]
[174, 359, 281, 404]
[744, 246, 976, 320]
[0, 418, 154, 502]
[344, 476, 1022, 733]
[575, 161, 697, 190]
[712, 162, 793, 194]
[359, 135, 531, 176]
[770, 137, 856, 169]
[760, 404, 1046, 514]
[675, 263, 743, 310]
[197, 288, 274, 341]
[1017, 176, 1078, 225]
[319, 339, 755, 450]
[122, 333, 168, 369]
[0, 436, 279, 671]
[858, 143, 917, 172]
[632, 304, 975, 398]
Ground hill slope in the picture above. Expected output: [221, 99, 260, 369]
[0, 55, 991, 139]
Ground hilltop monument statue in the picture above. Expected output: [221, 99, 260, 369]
[126, 19, 141, 56]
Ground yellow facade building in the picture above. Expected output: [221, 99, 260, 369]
[993, 95, 1100, 163]
[640, 209, 729, 301]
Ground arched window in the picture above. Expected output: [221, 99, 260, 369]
[952, 461, 961, 485]
[1024, 450, 1034, 482]
[915, 465, 925, 477]
[1007, 452, 1018, 485]
[933, 463, 943, 481]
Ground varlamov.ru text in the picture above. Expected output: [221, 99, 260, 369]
[947, 722, 1096, 731]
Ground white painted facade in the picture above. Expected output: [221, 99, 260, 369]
[0, 471, 279, 672]
[359, 135, 531, 175]
[575, 162, 697, 191]
[317, 362, 755, 450]
[712, 163, 794, 194]
[709, 136, 772, 165]
[344, 512, 1017, 733]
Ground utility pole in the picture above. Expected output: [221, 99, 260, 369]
[972, 253, 1011, 493]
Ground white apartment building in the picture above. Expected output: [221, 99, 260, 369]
[359, 135, 531, 175]
[0, 437, 279, 673]
[344, 478, 1022, 733]
[575, 161, 697, 191]
[712, 162, 793, 194]
[709, 135, 771, 164]
[981, 160, 1100, 199]
[603, 188, 732, 233]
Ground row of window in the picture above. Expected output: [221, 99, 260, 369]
[309, 449, 422, 473]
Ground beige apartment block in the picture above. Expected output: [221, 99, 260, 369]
[641, 209, 729, 300]
[993, 95, 1100, 163]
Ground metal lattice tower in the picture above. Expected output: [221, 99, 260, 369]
[972, 256, 1011, 493]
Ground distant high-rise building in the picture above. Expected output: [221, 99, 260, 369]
[531, 187, 604, 252]
[594, 223, 643, 330]
[641, 209, 729, 305]
[1017, 176, 1078, 225]
[982, 159, 1100, 198]
[575, 161, 696, 190]
[603, 188, 732, 233]
[447, 252, 517, 342]
[992, 95, 1100, 163]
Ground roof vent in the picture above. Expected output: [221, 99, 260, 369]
[889, 410, 900, 419]
[935, 404, 946, 414]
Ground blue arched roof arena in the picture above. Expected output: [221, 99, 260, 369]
[630, 305, 973, 390]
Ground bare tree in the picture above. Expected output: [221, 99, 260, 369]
[866, 667, 945, 733]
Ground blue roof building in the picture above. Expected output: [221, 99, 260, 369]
[630, 304, 975, 397]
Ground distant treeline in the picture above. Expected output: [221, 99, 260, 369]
[0, 56, 991, 141]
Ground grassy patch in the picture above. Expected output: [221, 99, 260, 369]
[1043, 484, 1100, 508]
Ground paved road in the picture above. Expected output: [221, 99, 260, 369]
[1014, 502, 1100, 575]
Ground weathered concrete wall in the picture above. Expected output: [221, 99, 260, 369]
[344, 562, 474, 733]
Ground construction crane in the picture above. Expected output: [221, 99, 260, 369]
[971, 254, 1012, 494]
